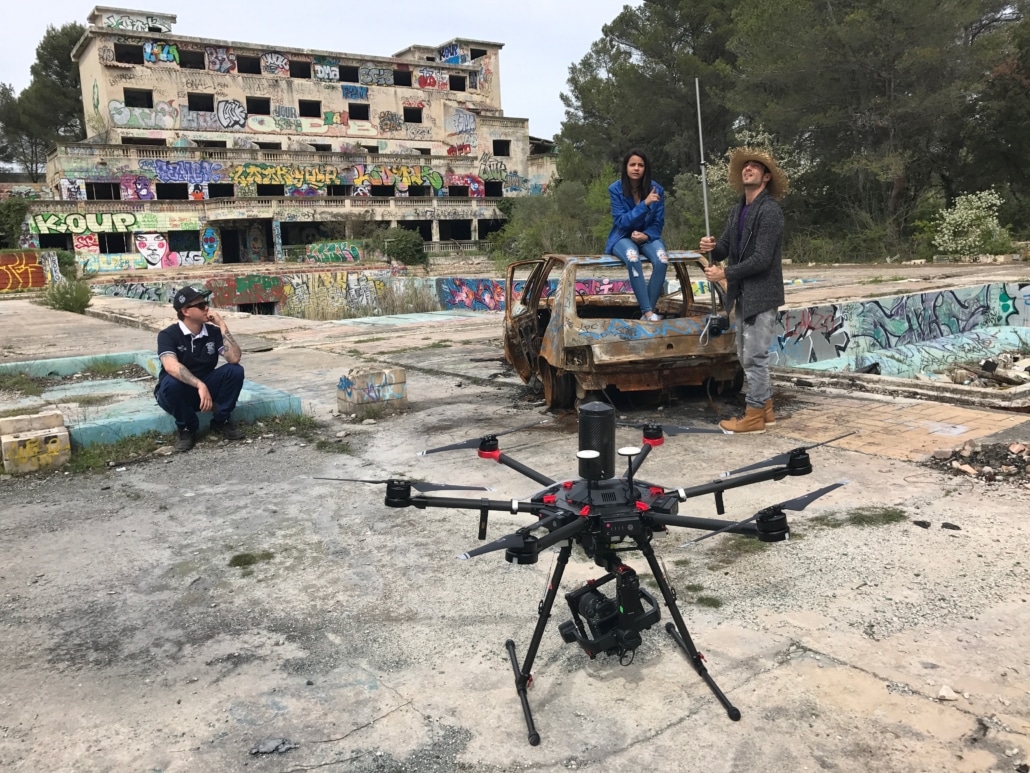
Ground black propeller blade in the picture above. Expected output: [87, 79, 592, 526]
[459, 532, 528, 559]
[618, 422, 723, 437]
[719, 432, 857, 477]
[417, 419, 550, 456]
[312, 476, 493, 493]
[680, 480, 848, 547]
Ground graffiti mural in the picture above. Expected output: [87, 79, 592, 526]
[0, 252, 46, 293]
[135, 232, 173, 268]
[143, 41, 178, 64]
[444, 173, 485, 197]
[342, 85, 369, 101]
[201, 227, 219, 262]
[0, 183, 52, 199]
[853, 287, 995, 354]
[139, 159, 223, 184]
[314, 57, 339, 81]
[103, 13, 171, 32]
[206, 47, 236, 73]
[32, 212, 139, 234]
[229, 163, 342, 189]
[109, 99, 178, 129]
[438, 278, 504, 311]
[438, 43, 466, 64]
[359, 63, 393, 86]
[378, 111, 403, 134]
[59, 179, 87, 200]
[261, 52, 289, 75]
[120, 175, 156, 200]
[417, 68, 449, 91]
[306, 241, 363, 262]
[351, 164, 444, 194]
[773, 304, 852, 365]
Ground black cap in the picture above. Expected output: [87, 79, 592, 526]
[173, 286, 213, 311]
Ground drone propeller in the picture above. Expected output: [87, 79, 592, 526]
[680, 480, 847, 547]
[417, 419, 551, 456]
[718, 432, 857, 477]
[458, 511, 566, 560]
[312, 476, 493, 493]
[619, 421, 723, 437]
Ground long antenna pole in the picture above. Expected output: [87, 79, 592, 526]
[695, 78, 716, 317]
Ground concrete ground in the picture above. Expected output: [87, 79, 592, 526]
[1, 262, 1029, 772]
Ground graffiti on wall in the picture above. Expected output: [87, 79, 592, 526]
[138, 159, 223, 184]
[120, 175, 156, 200]
[229, 163, 342, 189]
[314, 57, 339, 81]
[1, 183, 52, 199]
[438, 278, 503, 311]
[206, 47, 236, 73]
[417, 68, 449, 90]
[103, 14, 171, 32]
[342, 85, 368, 101]
[350, 164, 444, 194]
[261, 52, 290, 75]
[32, 212, 139, 234]
[359, 63, 393, 86]
[74, 234, 100, 254]
[0, 252, 46, 293]
[773, 304, 852, 365]
[854, 287, 995, 353]
[143, 41, 178, 64]
[109, 99, 178, 129]
[446, 107, 477, 148]
[438, 43, 466, 65]
[305, 241, 363, 263]
[134, 232, 206, 269]
[59, 179, 87, 200]
[378, 111, 403, 134]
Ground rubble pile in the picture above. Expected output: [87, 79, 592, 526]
[941, 353, 1030, 389]
[923, 440, 1030, 485]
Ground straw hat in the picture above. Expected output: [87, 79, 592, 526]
[727, 147, 790, 201]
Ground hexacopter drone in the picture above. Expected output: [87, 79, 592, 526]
[326, 402, 848, 746]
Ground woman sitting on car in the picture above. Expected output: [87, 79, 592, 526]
[604, 148, 669, 322]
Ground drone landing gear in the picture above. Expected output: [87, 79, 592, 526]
[504, 538, 739, 746]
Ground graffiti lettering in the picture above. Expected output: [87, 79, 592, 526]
[351, 164, 444, 193]
[446, 108, 477, 137]
[143, 41, 178, 64]
[229, 163, 342, 188]
[206, 46, 236, 73]
[274, 104, 297, 119]
[378, 111, 403, 133]
[103, 14, 171, 32]
[416, 68, 448, 90]
[478, 152, 507, 182]
[109, 99, 178, 129]
[314, 57, 339, 81]
[306, 241, 363, 262]
[438, 43, 466, 64]
[215, 99, 246, 129]
[323, 110, 349, 127]
[342, 85, 369, 101]
[447, 144, 472, 156]
[32, 212, 138, 235]
[139, 159, 223, 184]
[261, 52, 289, 75]
[445, 173, 485, 197]
[359, 63, 393, 86]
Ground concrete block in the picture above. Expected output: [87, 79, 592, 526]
[337, 367, 407, 411]
[0, 409, 65, 436]
[1, 426, 72, 474]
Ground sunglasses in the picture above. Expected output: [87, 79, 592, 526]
[187, 302, 209, 311]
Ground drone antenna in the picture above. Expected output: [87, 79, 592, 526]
[579, 402, 615, 480]
[618, 446, 641, 499]
[577, 449, 601, 504]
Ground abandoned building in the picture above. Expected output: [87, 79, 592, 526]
[19, 6, 557, 271]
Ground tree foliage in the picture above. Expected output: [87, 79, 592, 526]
[0, 23, 85, 179]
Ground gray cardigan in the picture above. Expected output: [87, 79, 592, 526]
[709, 190, 785, 321]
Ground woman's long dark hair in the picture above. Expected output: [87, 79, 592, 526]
[620, 148, 652, 200]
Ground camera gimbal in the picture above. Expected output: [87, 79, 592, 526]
[377, 402, 846, 745]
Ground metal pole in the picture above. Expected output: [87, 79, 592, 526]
[695, 77, 711, 240]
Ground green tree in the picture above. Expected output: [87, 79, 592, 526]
[0, 196, 30, 249]
[558, 0, 741, 189]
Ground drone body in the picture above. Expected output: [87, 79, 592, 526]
[375, 402, 847, 745]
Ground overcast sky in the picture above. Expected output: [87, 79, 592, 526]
[1, 1, 640, 140]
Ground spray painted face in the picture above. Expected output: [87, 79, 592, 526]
[201, 227, 218, 259]
[133, 176, 154, 200]
[135, 232, 168, 267]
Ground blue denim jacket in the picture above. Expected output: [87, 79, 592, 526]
[604, 179, 666, 254]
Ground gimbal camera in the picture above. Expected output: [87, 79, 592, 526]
[333, 403, 847, 746]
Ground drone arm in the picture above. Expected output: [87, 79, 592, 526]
[629, 444, 653, 477]
[476, 449, 556, 487]
[676, 464, 796, 502]
[405, 495, 550, 516]
[649, 512, 760, 538]
[532, 516, 588, 551]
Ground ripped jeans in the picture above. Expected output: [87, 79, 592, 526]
[611, 237, 669, 314]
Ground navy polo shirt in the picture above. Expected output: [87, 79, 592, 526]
[157, 321, 226, 382]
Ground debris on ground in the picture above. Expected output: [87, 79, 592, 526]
[250, 738, 299, 755]
[923, 440, 1030, 486]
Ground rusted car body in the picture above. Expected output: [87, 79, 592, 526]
[503, 252, 742, 408]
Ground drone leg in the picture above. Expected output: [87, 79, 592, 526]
[505, 541, 573, 746]
[640, 544, 742, 722]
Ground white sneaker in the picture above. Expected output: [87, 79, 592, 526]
[640, 312, 662, 322]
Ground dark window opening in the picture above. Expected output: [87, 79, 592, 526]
[393, 70, 412, 87]
[195, 140, 227, 148]
[400, 219, 432, 241]
[470, 47, 488, 60]
[403, 107, 422, 123]
[246, 96, 271, 115]
[298, 99, 321, 118]
[156, 183, 189, 200]
[121, 136, 166, 146]
[179, 49, 206, 70]
[339, 65, 359, 82]
[424, 56, 435, 62]
[236, 55, 261, 74]
[407, 186, 430, 197]
[448, 185, 469, 197]
[326, 184, 352, 196]
[169, 231, 201, 253]
[238, 301, 276, 315]
[360, 144, 378, 154]
[484, 180, 503, 197]
[370, 185, 394, 197]
[114, 44, 144, 64]
[492, 139, 511, 157]
[310, 143, 332, 152]
[255, 142, 282, 150]
[208, 183, 235, 198]
[187, 92, 215, 112]
[415, 147, 431, 156]
[289, 60, 312, 78]
[257, 184, 286, 196]
[38, 234, 71, 250]
[348, 103, 370, 121]
[478, 218, 505, 240]
[99, 233, 129, 253]
[123, 88, 153, 108]
[439, 220, 472, 241]
[449, 75, 466, 92]
[146, 25, 163, 33]
[85, 182, 120, 200]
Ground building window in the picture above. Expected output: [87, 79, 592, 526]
[492, 139, 511, 157]
[289, 60, 312, 78]
[257, 184, 285, 196]
[155, 183, 189, 200]
[169, 231, 201, 253]
[85, 182, 120, 200]
[39, 234, 70, 250]
[310, 143, 332, 152]
[485, 180, 503, 197]
[187, 93, 215, 112]
[339, 65, 359, 83]
[360, 144, 379, 154]
[327, 184, 353, 196]
[208, 183, 235, 198]
[121, 137, 166, 146]
[195, 140, 227, 148]
[416, 147, 431, 155]
[179, 49, 206, 69]
[370, 185, 394, 197]
[449, 75, 466, 92]
[348, 103, 370, 121]
[408, 185, 430, 197]
[99, 233, 129, 253]
[255, 142, 282, 150]
[113, 44, 144, 64]
[236, 55, 261, 74]
[123, 88, 153, 108]
[448, 185, 470, 197]
[246, 96, 271, 115]
[471, 48, 488, 60]
[298, 99, 321, 118]
[393, 70, 412, 87]
[403, 107, 422, 123]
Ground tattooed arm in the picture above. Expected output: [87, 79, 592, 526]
[207, 309, 242, 364]
[160, 353, 214, 411]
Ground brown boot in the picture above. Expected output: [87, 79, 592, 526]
[720, 406, 766, 434]
[764, 399, 776, 426]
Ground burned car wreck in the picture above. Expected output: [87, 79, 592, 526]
[504, 251, 743, 408]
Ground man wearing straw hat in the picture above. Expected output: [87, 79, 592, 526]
[699, 147, 788, 434]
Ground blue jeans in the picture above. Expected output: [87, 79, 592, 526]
[611, 237, 668, 314]
[155, 363, 245, 431]
[737, 309, 776, 409]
